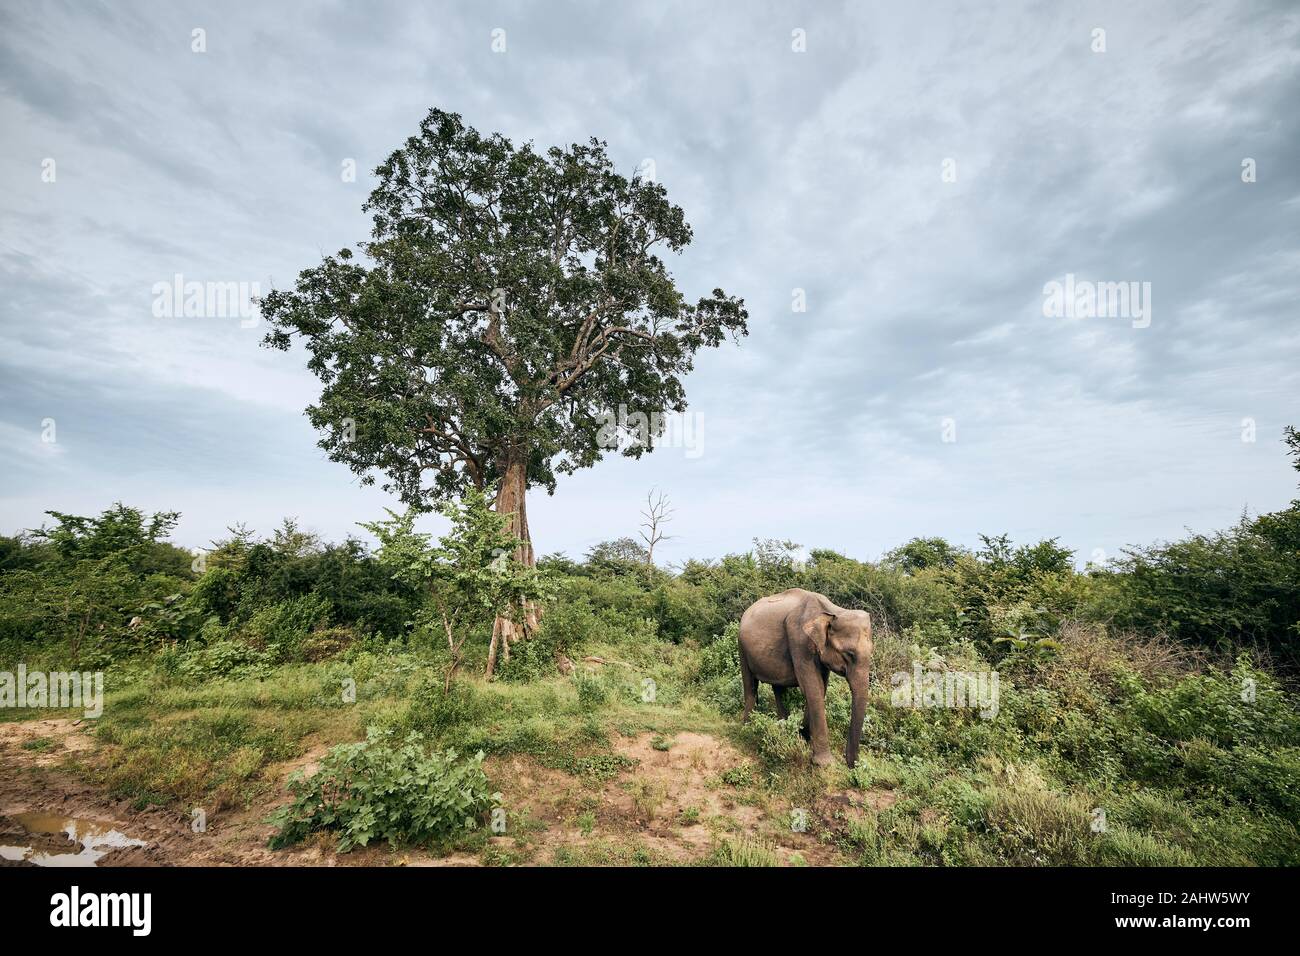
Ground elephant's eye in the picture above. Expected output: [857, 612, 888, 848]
[844, 650, 857, 664]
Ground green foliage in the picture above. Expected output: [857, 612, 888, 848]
[268, 727, 499, 851]
[367, 489, 547, 613]
[585, 537, 651, 570]
[883, 537, 967, 573]
[0, 504, 423, 668]
[739, 711, 809, 768]
[186, 565, 241, 623]
[6, 428, 1300, 867]
[558, 752, 637, 780]
[993, 624, 1061, 663]
[400, 673, 493, 738]
[161, 639, 272, 682]
[362, 486, 553, 679]
[33, 503, 187, 576]
[259, 106, 748, 510]
[0, 555, 139, 662]
[246, 593, 332, 661]
[574, 669, 609, 711]
[720, 765, 754, 787]
[500, 590, 599, 681]
[196, 531, 421, 640]
[693, 622, 743, 713]
[94, 706, 299, 810]
[1103, 510, 1300, 666]
[650, 578, 716, 642]
[940, 537, 1089, 652]
[136, 591, 209, 644]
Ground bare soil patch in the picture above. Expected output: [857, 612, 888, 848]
[0, 718, 95, 768]
[1, 721, 868, 866]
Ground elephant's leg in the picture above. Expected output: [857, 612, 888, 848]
[773, 685, 789, 720]
[740, 652, 758, 722]
[800, 670, 826, 739]
[795, 660, 834, 766]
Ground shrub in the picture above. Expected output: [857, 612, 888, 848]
[1103, 508, 1300, 664]
[170, 639, 272, 682]
[1121, 656, 1298, 751]
[499, 590, 600, 682]
[188, 566, 241, 624]
[401, 674, 490, 738]
[739, 711, 808, 768]
[694, 623, 743, 713]
[1224, 746, 1300, 817]
[245, 593, 332, 661]
[299, 626, 358, 662]
[574, 668, 609, 711]
[268, 727, 499, 851]
[651, 579, 716, 642]
[496, 630, 558, 682]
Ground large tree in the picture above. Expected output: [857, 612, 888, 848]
[260, 108, 747, 642]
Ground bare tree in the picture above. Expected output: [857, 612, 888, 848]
[638, 489, 675, 566]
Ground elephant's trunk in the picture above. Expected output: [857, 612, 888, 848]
[845, 666, 869, 768]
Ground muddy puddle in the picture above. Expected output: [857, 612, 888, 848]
[0, 812, 148, 866]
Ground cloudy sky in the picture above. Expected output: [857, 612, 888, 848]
[2, 0, 1297, 566]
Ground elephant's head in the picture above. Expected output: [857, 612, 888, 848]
[801, 603, 873, 767]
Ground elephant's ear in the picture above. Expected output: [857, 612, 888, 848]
[801, 611, 835, 657]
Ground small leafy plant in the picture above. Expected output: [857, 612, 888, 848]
[268, 727, 499, 852]
[721, 764, 755, 787]
[994, 623, 1061, 662]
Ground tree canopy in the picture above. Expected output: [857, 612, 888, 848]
[260, 108, 747, 565]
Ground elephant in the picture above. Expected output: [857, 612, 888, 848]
[738, 588, 873, 768]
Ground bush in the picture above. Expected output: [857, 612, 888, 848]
[1226, 747, 1300, 817]
[299, 626, 358, 662]
[268, 727, 499, 851]
[245, 593, 332, 661]
[401, 674, 490, 738]
[1103, 508, 1300, 665]
[651, 579, 716, 642]
[188, 566, 241, 624]
[163, 639, 272, 682]
[739, 711, 808, 768]
[497, 630, 559, 682]
[694, 623, 743, 713]
[498, 589, 601, 683]
[1121, 656, 1297, 751]
[574, 669, 609, 711]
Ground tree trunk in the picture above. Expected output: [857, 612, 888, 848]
[494, 448, 534, 567]
[485, 445, 537, 679]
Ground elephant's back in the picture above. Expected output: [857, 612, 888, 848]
[743, 588, 809, 619]
[739, 590, 801, 640]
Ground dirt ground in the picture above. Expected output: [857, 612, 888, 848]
[0, 718, 324, 866]
[0, 720, 862, 866]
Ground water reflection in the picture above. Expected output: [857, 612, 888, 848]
[0, 812, 147, 866]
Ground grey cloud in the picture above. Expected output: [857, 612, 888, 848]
[1, 0, 1297, 564]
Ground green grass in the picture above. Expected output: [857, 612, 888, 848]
[705, 837, 781, 867]
[6, 613, 1299, 866]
